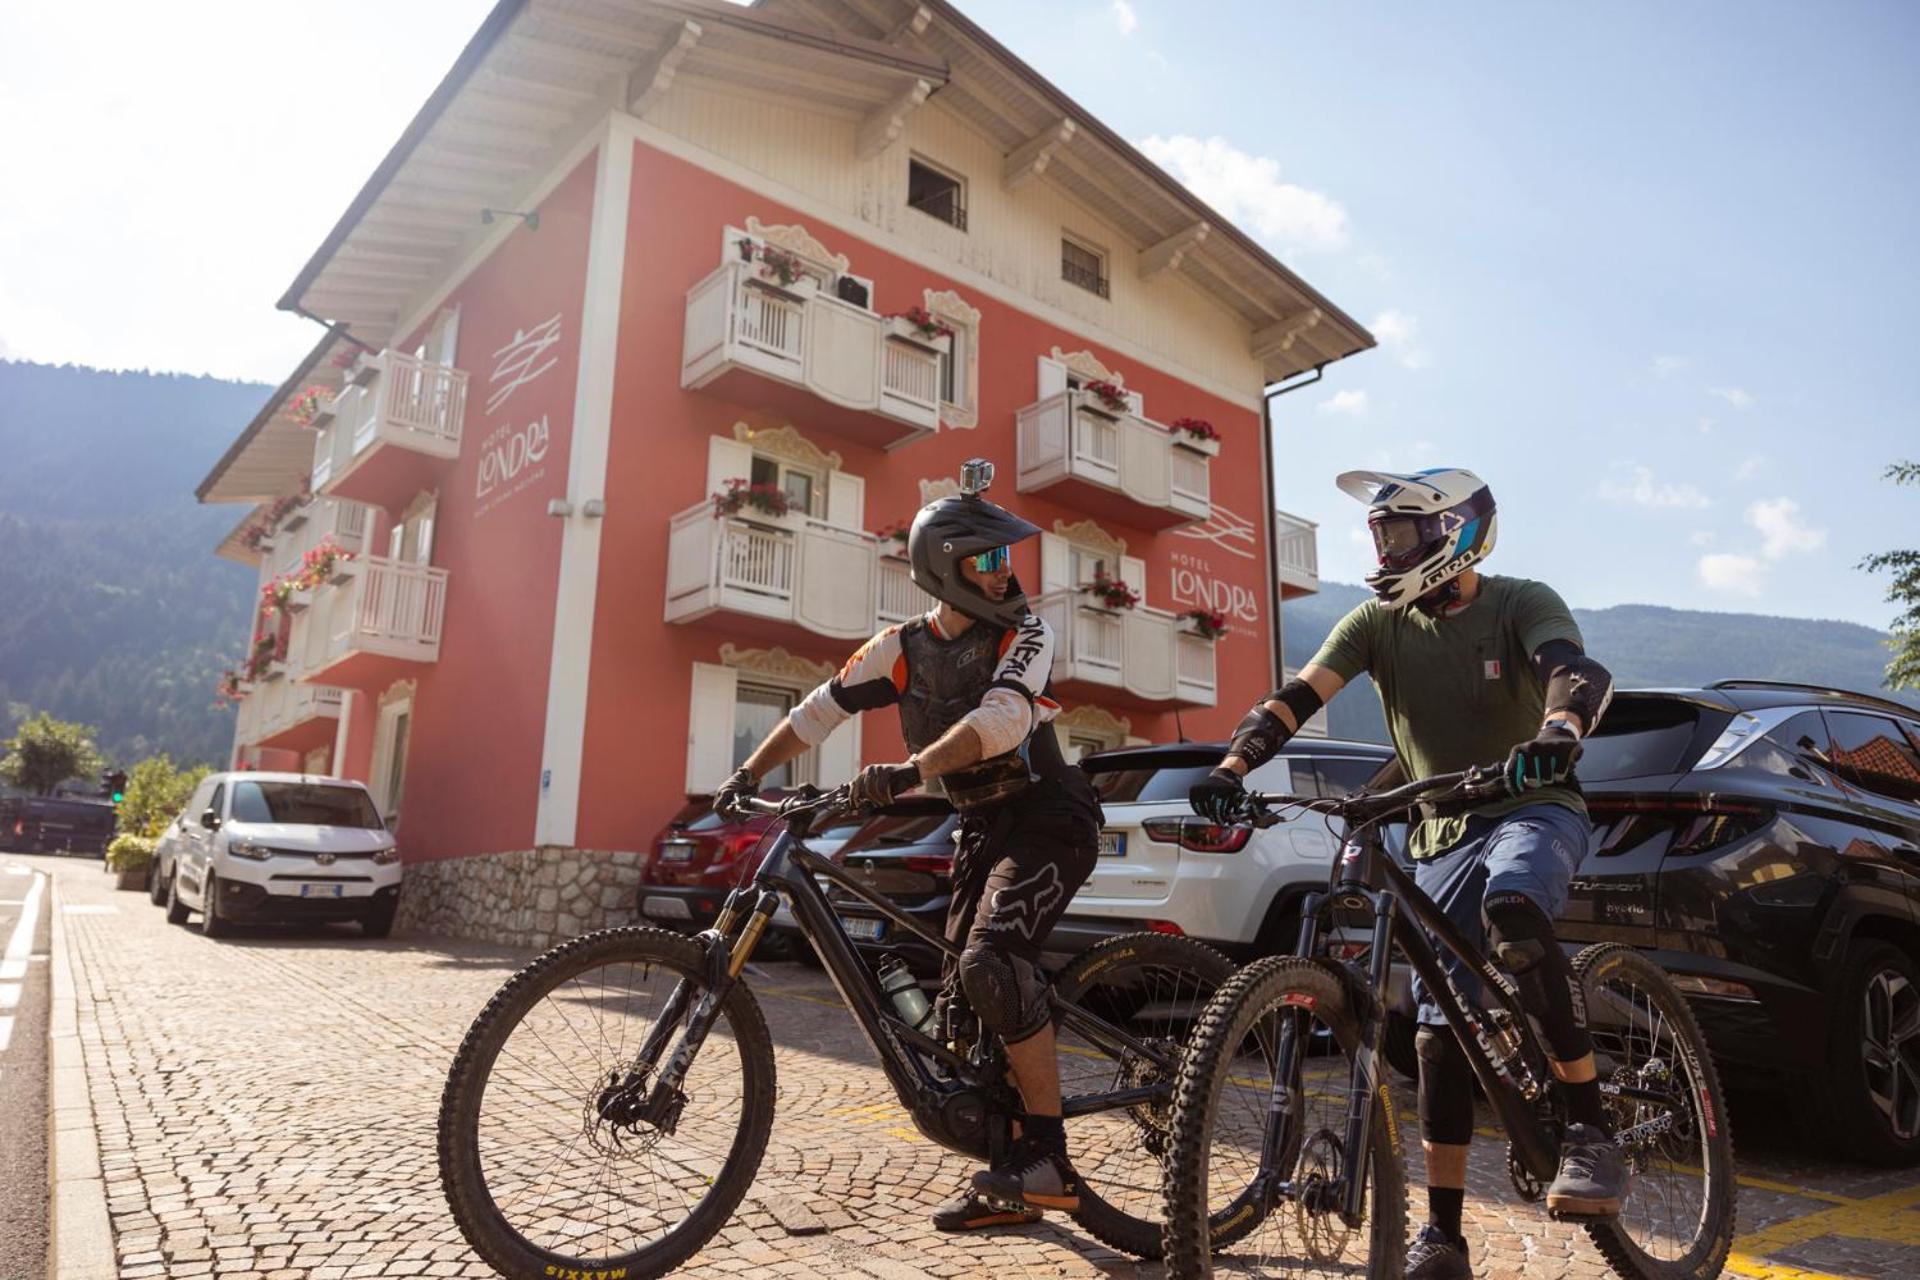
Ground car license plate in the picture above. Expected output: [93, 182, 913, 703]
[659, 842, 695, 862]
[841, 915, 885, 942]
[300, 883, 345, 898]
[1098, 831, 1127, 858]
[644, 895, 692, 920]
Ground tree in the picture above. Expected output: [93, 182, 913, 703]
[1860, 461, 1920, 691]
[119, 753, 211, 839]
[0, 711, 104, 796]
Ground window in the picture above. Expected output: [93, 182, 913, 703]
[733, 681, 817, 788]
[1069, 546, 1109, 587]
[1824, 711, 1920, 804]
[1061, 235, 1110, 299]
[907, 157, 967, 231]
[1064, 734, 1108, 765]
[1730, 711, 1837, 786]
[939, 323, 967, 406]
[749, 454, 817, 518]
[382, 710, 412, 823]
[208, 782, 226, 820]
[388, 494, 437, 564]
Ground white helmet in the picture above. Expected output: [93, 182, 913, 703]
[1335, 467, 1498, 610]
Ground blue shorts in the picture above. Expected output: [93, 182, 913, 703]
[1407, 803, 1592, 1027]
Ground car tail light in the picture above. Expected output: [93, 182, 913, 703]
[1142, 817, 1252, 853]
[708, 830, 766, 870]
[894, 854, 953, 875]
[1146, 919, 1185, 936]
[1586, 796, 1773, 858]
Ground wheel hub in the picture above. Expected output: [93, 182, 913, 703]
[1863, 968, 1920, 1142]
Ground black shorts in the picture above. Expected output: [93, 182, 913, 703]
[943, 772, 1102, 967]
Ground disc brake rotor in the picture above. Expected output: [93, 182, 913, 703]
[1293, 1128, 1355, 1261]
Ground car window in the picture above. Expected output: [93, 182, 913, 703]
[228, 781, 385, 829]
[1729, 711, 1837, 786]
[839, 811, 957, 853]
[206, 783, 226, 820]
[1314, 757, 1386, 797]
[1824, 711, 1920, 805]
[1578, 699, 1703, 781]
[1086, 762, 1217, 805]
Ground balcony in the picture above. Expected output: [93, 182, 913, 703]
[293, 555, 448, 690]
[1030, 589, 1217, 709]
[235, 678, 346, 755]
[665, 504, 879, 643]
[311, 349, 469, 514]
[259, 498, 371, 585]
[876, 554, 933, 626]
[681, 258, 945, 451]
[1016, 389, 1211, 530]
[1275, 510, 1320, 599]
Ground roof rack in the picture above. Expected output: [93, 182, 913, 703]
[1708, 679, 1920, 720]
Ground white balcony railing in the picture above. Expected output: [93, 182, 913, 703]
[681, 257, 946, 441]
[1031, 588, 1216, 707]
[664, 503, 878, 641]
[311, 350, 468, 494]
[293, 555, 448, 678]
[876, 554, 932, 626]
[1275, 510, 1320, 597]
[258, 498, 371, 587]
[1016, 389, 1211, 525]
[235, 677, 345, 748]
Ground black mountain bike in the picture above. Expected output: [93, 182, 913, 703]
[1161, 766, 1736, 1279]
[438, 787, 1235, 1278]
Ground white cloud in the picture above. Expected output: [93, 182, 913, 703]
[1698, 553, 1765, 597]
[1108, 0, 1138, 35]
[1316, 389, 1369, 416]
[1690, 530, 1717, 547]
[1370, 309, 1430, 370]
[1710, 386, 1757, 410]
[1137, 134, 1350, 255]
[1734, 455, 1766, 481]
[1598, 464, 1711, 510]
[1697, 417, 1716, 434]
[1748, 497, 1825, 560]
[1651, 355, 1689, 377]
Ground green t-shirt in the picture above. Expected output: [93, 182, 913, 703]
[1309, 575, 1587, 859]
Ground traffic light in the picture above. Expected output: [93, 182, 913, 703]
[100, 769, 128, 805]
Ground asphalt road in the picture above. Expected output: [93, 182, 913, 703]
[0, 857, 51, 1280]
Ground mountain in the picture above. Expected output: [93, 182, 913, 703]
[0, 360, 268, 767]
[1282, 580, 1914, 745]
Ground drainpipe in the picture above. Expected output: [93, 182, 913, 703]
[1260, 363, 1327, 688]
[292, 304, 378, 355]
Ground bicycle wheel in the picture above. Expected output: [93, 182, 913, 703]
[1163, 956, 1407, 1279]
[1573, 943, 1736, 1280]
[438, 927, 776, 1280]
[1051, 932, 1236, 1259]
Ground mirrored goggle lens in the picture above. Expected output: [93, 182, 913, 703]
[969, 546, 1010, 572]
[1370, 516, 1428, 564]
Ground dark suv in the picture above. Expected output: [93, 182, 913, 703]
[1563, 680, 1920, 1164]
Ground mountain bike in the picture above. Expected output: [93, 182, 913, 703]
[438, 786, 1235, 1278]
[1161, 766, 1736, 1279]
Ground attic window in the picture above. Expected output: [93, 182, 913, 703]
[908, 157, 967, 231]
[1061, 235, 1109, 299]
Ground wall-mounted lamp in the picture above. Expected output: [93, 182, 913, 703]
[545, 498, 573, 518]
[581, 498, 606, 518]
[481, 207, 540, 231]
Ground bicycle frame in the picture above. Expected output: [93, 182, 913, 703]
[625, 805, 1186, 1164]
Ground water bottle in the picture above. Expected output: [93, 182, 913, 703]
[877, 955, 933, 1032]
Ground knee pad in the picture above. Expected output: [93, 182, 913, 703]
[957, 943, 1050, 1045]
[1482, 891, 1591, 1062]
[1415, 1027, 1475, 1146]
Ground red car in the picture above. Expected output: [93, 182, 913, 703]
[635, 791, 866, 937]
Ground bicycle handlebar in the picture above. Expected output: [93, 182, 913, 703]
[1244, 763, 1510, 828]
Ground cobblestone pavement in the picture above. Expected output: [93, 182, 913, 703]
[31, 854, 1920, 1280]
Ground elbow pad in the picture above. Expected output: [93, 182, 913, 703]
[1536, 642, 1614, 733]
[1228, 678, 1323, 768]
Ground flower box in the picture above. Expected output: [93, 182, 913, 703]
[1179, 609, 1230, 640]
[1174, 435, 1221, 457]
[885, 315, 952, 354]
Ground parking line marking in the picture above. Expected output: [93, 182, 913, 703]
[0, 985, 18, 1010]
[0, 1015, 10, 1051]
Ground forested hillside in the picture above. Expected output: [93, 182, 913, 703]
[0, 360, 267, 766]
[1283, 580, 1913, 745]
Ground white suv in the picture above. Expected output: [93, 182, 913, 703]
[158, 772, 402, 938]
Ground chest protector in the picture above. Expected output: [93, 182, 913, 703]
[897, 618, 1066, 811]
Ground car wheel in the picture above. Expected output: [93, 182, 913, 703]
[165, 870, 190, 926]
[1811, 940, 1920, 1165]
[200, 872, 231, 938]
[360, 900, 397, 938]
[148, 863, 168, 906]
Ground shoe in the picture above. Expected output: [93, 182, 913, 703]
[1405, 1224, 1473, 1279]
[930, 1189, 1044, 1232]
[970, 1138, 1081, 1212]
[1546, 1122, 1629, 1217]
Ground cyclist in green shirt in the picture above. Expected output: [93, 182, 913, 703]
[1192, 467, 1625, 1280]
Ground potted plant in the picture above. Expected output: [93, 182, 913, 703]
[288, 385, 333, 429]
[1170, 417, 1222, 455]
[1082, 571, 1140, 611]
[735, 237, 811, 292]
[874, 519, 911, 557]
[886, 306, 954, 352]
[1082, 379, 1130, 415]
[215, 669, 246, 708]
[295, 537, 356, 590]
[107, 833, 156, 892]
[711, 478, 794, 523]
[1180, 608, 1230, 640]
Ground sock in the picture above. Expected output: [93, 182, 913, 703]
[1561, 1078, 1608, 1132]
[1023, 1114, 1065, 1153]
[1427, 1185, 1465, 1244]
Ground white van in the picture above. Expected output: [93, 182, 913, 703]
[160, 772, 402, 938]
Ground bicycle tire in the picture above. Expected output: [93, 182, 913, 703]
[1162, 955, 1408, 1279]
[438, 927, 776, 1280]
[1051, 932, 1237, 1260]
[1572, 943, 1736, 1280]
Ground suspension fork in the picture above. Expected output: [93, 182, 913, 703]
[1340, 890, 1398, 1222]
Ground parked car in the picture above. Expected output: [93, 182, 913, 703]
[148, 806, 193, 907]
[0, 794, 117, 856]
[1542, 680, 1920, 1164]
[159, 772, 402, 938]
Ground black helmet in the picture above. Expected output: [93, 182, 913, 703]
[908, 459, 1040, 631]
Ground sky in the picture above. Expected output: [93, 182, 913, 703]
[1, 0, 1913, 628]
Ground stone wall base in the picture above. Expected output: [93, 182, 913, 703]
[394, 847, 644, 951]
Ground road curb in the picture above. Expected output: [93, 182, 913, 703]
[44, 874, 115, 1279]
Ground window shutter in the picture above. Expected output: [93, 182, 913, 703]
[825, 470, 865, 530]
[1037, 355, 1069, 400]
[430, 307, 461, 367]
[815, 716, 862, 787]
[686, 662, 739, 793]
[1119, 554, 1146, 598]
[1040, 532, 1070, 593]
[706, 434, 754, 496]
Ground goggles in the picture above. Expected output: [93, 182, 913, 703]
[968, 545, 1011, 573]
